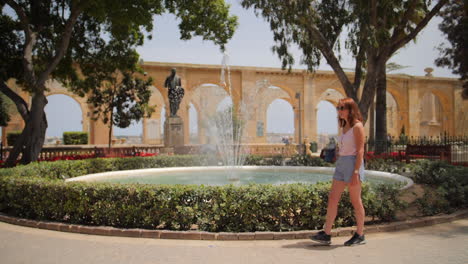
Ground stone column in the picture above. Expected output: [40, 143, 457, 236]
[89, 114, 110, 145]
[454, 86, 468, 136]
[164, 116, 184, 147]
[198, 117, 206, 144]
[240, 70, 258, 144]
[303, 73, 317, 143]
[429, 94, 439, 125]
[407, 80, 420, 137]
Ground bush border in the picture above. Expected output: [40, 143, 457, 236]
[1, 210, 467, 240]
[0, 156, 409, 233]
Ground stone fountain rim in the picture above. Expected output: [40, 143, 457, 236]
[66, 166, 413, 190]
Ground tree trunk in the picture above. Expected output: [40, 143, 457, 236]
[358, 61, 378, 125]
[108, 111, 113, 150]
[369, 101, 375, 142]
[5, 92, 48, 166]
[375, 64, 387, 154]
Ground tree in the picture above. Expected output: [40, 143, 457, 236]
[436, 0, 468, 99]
[0, 0, 238, 166]
[241, 0, 447, 152]
[77, 40, 155, 148]
[0, 92, 12, 127]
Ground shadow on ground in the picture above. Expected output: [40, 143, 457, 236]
[281, 241, 346, 251]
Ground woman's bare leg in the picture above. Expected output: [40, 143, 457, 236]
[348, 182, 365, 235]
[324, 180, 347, 234]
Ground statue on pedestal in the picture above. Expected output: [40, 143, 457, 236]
[164, 68, 185, 117]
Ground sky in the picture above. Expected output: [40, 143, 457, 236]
[5, 0, 457, 138]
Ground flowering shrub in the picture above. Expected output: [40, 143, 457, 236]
[365, 151, 403, 160]
[0, 156, 404, 232]
[0, 152, 157, 168]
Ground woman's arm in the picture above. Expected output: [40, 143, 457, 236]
[351, 122, 365, 185]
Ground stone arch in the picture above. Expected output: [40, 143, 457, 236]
[188, 102, 199, 144]
[384, 91, 399, 136]
[265, 98, 295, 143]
[315, 79, 347, 100]
[315, 88, 344, 148]
[190, 83, 229, 114]
[216, 96, 234, 113]
[258, 84, 292, 142]
[419, 91, 445, 137]
[188, 83, 229, 144]
[44, 80, 89, 136]
[44, 94, 84, 143]
[253, 75, 297, 108]
[143, 86, 165, 144]
[317, 88, 346, 106]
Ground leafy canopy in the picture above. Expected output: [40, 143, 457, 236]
[435, 0, 468, 99]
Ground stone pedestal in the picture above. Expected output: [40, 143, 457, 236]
[164, 116, 184, 147]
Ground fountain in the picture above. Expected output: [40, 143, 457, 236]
[66, 51, 414, 189]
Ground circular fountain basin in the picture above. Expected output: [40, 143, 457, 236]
[66, 166, 413, 189]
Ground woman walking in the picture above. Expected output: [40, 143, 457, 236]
[310, 98, 366, 246]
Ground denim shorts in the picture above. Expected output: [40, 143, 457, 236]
[333, 155, 365, 183]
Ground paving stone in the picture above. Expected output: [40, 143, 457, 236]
[254, 232, 274, 240]
[68, 224, 81, 233]
[273, 232, 295, 240]
[78, 225, 96, 235]
[180, 231, 202, 240]
[217, 232, 238, 240]
[45, 222, 62, 231]
[200, 232, 217, 240]
[364, 225, 380, 234]
[238, 233, 255, 240]
[377, 223, 397, 232]
[91, 226, 114, 236]
[293, 231, 316, 239]
[120, 229, 142, 238]
[452, 209, 468, 219]
[337, 227, 354, 237]
[36, 221, 48, 229]
[58, 224, 72, 232]
[140, 230, 161, 239]
[160, 230, 185, 239]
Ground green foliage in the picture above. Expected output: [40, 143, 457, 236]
[0, 0, 238, 164]
[6, 131, 21, 146]
[410, 160, 468, 215]
[309, 141, 318, 153]
[0, 155, 217, 180]
[367, 183, 407, 222]
[0, 155, 406, 231]
[0, 92, 12, 126]
[63, 132, 88, 145]
[244, 155, 264, 165]
[287, 154, 332, 167]
[436, 0, 468, 99]
[410, 160, 453, 185]
[2, 0, 238, 93]
[0, 13, 22, 82]
[241, 0, 352, 71]
[0, 173, 403, 231]
[365, 158, 407, 174]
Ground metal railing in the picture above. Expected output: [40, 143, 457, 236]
[365, 135, 468, 166]
[1, 145, 171, 162]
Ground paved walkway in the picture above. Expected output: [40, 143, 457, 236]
[1, 219, 467, 264]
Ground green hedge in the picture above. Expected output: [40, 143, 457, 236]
[6, 131, 21, 146]
[0, 155, 404, 232]
[63, 132, 88, 145]
[410, 160, 468, 215]
[365, 158, 468, 215]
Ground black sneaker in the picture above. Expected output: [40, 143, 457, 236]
[344, 233, 366, 246]
[309, 231, 331, 245]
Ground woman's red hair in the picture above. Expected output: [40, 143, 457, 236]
[338, 98, 363, 127]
